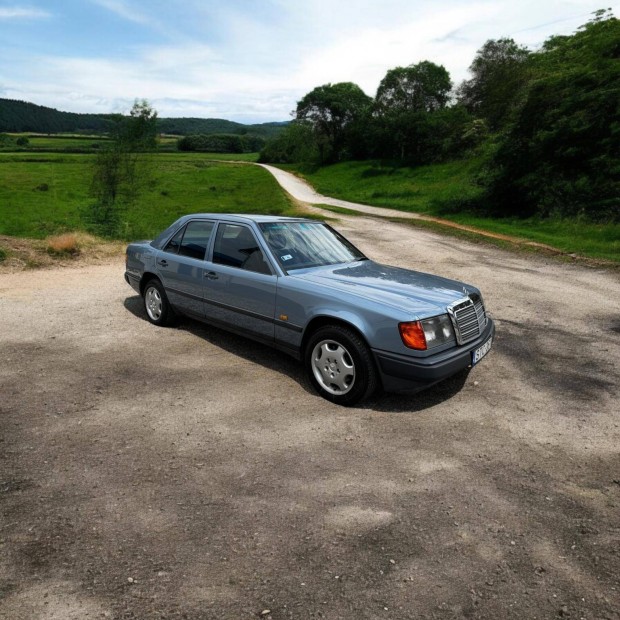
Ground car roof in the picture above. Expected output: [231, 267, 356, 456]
[177, 213, 319, 224]
[149, 213, 323, 250]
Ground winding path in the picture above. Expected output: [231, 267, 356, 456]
[257, 164, 424, 220]
[258, 163, 566, 254]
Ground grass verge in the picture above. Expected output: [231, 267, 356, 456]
[289, 159, 620, 264]
[315, 204, 363, 217]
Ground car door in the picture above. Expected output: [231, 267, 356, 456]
[156, 220, 215, 318]
[203, 222, 277, 341]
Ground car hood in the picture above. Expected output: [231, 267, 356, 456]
[292, 260, 474, 317]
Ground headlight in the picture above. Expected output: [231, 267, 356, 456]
[399, 314, 454, 350]
[421, 314, 455, 348]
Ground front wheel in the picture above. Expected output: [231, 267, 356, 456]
[143, 279, 175, 326]
[305, 325, 378, 406]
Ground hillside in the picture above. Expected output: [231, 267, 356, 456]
[0, 98, 287, 137]
[157, 117, 287, 137]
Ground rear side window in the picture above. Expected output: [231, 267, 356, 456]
[213, 224, 271, 275]
[163, 227, 184, 254]
[172, 221, 214, 260]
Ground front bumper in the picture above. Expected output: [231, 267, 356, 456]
[373, 318, 495, 394]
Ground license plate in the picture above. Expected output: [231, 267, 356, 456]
[472, 336, 492, 365]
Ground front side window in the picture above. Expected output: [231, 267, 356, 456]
[213, 224, 271, 275]
[259, 222, 365, 271]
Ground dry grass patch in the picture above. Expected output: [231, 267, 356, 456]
[47, 233, 81, 256]
[0, 233, 125, 272]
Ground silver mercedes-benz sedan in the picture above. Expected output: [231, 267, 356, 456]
[125, 214, 494, 406]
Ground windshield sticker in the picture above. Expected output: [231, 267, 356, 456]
[281, 254, 293, 261]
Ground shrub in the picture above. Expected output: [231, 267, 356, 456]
[0, 133, 15, 147]
[0, 246, 7, 262]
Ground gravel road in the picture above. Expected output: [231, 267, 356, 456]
[1, 212, 619, 620]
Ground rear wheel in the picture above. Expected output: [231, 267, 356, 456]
[305, 325, 378, 406]
[143, 279, 174, 326]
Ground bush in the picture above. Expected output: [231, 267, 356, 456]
[0, 133, 15, 147]
[0, 246, 7, 262]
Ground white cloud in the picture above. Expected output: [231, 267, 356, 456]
[0, 6, 50, 20]
[295, 2, 499, 95]
[0, 44, 303, 121]
[90, 0, 176, 37]
[1, 0, 619, 121]
[90, 0, 153, 27]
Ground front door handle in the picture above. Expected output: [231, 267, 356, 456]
[204, 271, 218, 280]
[157, 259, 168, 267]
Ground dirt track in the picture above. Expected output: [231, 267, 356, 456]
[1, 214, 619, 619]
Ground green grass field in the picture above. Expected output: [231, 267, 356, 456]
[300, 158, 484, 213]
[2, 133, 113, 152]
[0, 152, 296, 240]
[292, 159, 620, 263]
[2, 134, 261, 159]
[1, 149, 618, 262]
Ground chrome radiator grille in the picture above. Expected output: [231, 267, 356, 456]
[448, 294, 487, 345]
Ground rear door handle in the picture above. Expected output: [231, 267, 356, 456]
[204, 271, 218, 280]
[157, 259, 168, 267]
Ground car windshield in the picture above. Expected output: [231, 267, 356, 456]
[259, 221, 366, 271]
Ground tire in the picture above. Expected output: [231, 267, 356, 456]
[305, 325, 378, 406]
[143, 279, 175, 326]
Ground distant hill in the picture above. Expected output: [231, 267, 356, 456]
[0, 98, 288, 137]
[0, 99, 115, 133]
[157, 117, 288, 137]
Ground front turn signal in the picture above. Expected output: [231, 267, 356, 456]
[399, 321, 427, 350]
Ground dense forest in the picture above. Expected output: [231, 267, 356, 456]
[260, 11, 620, 222]
[0, 98, 287, 138]
[176, 133, 266, 153]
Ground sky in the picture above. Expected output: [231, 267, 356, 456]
[0, 0, 618, 123]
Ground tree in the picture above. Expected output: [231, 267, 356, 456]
[375, 61, 452, 114]
[457, 38, 530, 130]
[259, 121, 320, 167]
[369, 105, 473, 163]
[371, 61, 454, 162]
[119, 99, 158, 151]
[295, 82, 372, 163]
[484, 12, 620, 221]
[88, 100, 158, 235]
